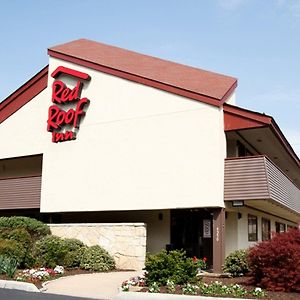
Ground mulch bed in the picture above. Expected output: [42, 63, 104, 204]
[140, 276, 299, 300]
[203, 277, 299, 300]
[1, 271, 299, 299]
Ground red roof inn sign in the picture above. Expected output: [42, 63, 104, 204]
[47, 66, 91, 143]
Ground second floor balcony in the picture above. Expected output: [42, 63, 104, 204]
[224, 155, 300, 222]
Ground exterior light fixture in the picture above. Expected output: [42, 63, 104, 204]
[232, 200, 244, 207]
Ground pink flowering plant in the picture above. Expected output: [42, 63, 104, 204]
[15, 265, 64, 283]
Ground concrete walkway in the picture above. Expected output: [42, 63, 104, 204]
[41, 272, 254, 300]
[42, 271, 140, 300]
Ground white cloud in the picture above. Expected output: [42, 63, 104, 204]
[275, 0, 300, 18]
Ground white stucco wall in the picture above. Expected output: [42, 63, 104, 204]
[225, 207, 297, 256]
[0, 57, 227, 213]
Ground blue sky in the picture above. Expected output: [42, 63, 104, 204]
[0, 0, 299, 155]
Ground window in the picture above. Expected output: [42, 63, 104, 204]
[275, 222, 286, 233]
[237, 141, 253, 157]
[262, 218, 271, 240]
[248, 214, 258, 241]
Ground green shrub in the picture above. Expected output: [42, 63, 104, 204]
[34, 235, 68, 268]
[144, 249, 198, 286]
[0, 228, 31, 248]
[223, 249, 249, 277]
[0, 228, 35, 267]
[62, 238, 85, 268]
[80, 245, 115, 271]
[0, 238, 26, 264]
[0, 216, 50, 240]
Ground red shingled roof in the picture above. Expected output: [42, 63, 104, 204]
[48, 39, 237, 107]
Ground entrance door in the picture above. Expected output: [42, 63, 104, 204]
[171, 209, 213, 266]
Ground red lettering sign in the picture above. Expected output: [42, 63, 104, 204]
[47, 66, 91, 143]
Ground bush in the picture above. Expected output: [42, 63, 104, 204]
[0, 238, 26, 264]
[0, 217, 50, 240]
[63, 238, 85, 268]
[34, 235, 68, 268]
[80, 245, 115, 271]
[223, 249, 249, 277]
[144, 249, 198, 286]
[248, 228, 300, 292]
[0, 228, 35, 267]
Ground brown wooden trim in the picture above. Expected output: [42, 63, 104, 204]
[0, 67, 48, 124]
[213, 208, 225, 273]
[48, 50, 225, 107]
[0, 153, 43, 162]
[224, 104, 272, 124]
[269, 120, 300, 167]
[220, 81, 238, 104]
[0, 175, 41, 181]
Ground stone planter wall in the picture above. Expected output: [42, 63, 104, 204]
[49, 223, 146, 270]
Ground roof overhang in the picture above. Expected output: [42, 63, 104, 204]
[224, 104, 300, 187]
[0, 66, 48, 124]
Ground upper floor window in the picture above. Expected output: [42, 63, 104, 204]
[248, 214, 258, 241]
[237, 141, 253, 157]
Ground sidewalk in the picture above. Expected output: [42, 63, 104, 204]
[42, 271, 140, 300]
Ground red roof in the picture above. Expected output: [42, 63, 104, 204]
[0, 66, 48, 124]
[223, 104, 300, 167]
[48, 39, 237, 107]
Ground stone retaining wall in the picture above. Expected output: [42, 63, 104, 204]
[49, 223, 146, 270]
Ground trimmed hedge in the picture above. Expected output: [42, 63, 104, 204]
[0, 228, 35, 267]
[63, 238, 86, 268]
[0, 217, 50, 240]
[34, 235, 68, 268]
[0, 238, 26, 265]
[80, 245, 115, 271]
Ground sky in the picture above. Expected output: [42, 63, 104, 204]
[0, 0, 299, 156]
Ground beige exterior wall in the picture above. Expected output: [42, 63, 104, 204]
[0, 56, 227, 213]
[59, 210, 170, 254]
[50, 223, 146, 270]
[225, 206, 297, 257]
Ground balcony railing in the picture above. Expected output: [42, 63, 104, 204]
[224, 156, 300, 214]
[0, 175, 41, 210]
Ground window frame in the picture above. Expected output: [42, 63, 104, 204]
[248, 214, 258, 242]
[261, 218, 271, 241]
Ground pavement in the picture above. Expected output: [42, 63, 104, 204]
[42, 271, 140, 300]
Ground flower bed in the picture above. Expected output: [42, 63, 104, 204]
[121, 275, 300, 299]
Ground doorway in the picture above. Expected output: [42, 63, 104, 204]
[171, 208, 213, 266]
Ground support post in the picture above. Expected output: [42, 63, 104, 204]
[213, 208, 225, 273]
